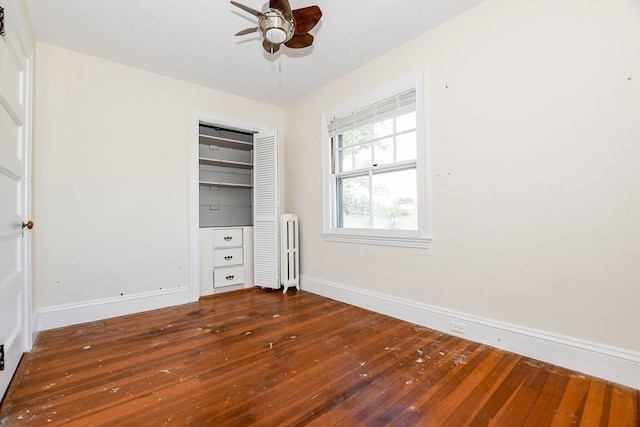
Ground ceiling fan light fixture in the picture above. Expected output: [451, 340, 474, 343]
[264, 27, 286, 44]
[259, 10, 293, 44]
[231, 1, 321, 54]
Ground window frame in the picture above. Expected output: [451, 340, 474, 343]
[321, 70, 431, 248]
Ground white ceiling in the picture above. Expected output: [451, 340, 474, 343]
[24, 0, 486, 107]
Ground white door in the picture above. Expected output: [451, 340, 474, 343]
[0, 0, 33, 399]
[253, 130, 280, 289]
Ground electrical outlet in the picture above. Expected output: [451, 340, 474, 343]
[450, 320, 466, 335]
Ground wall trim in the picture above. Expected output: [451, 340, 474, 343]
[31, 311, 40, 343]
[37, 287, 191, 331]
[300, 275, 640, 390]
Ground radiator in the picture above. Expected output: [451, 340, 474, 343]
[280, 213, 300, 293]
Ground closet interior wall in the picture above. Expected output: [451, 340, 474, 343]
[198, 125, 254, 227]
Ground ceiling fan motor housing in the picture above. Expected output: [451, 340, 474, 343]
[259, 10, 294, 44]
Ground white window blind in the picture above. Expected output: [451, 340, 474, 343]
[327, 89, 416, 136]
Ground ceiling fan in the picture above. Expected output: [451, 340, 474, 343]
[231, 0, 322, 54]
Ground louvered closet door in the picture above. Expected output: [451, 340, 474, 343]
[253, 130, 279, 289]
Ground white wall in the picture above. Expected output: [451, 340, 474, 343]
[284, 0, 640, 352]
[33, 43, 284, 308]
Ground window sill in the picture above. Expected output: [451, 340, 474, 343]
[322, 230, 431, 249]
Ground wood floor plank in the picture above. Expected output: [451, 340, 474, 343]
[1, 288, 637, 426]
[468, 358, 538, 424]
[549, 374, 590, 425]
[607, 385, 639, 427]
[488, 364, 551, 426]
[305, 329, 461, 426]
[250, 321, 408, 420]
[304, 330, 460, 426]
[407, 348, 510, 425]
[438, 352, 523, 425]
[579, 380, 608, 427]
[342, 340, 489, 425]
[202, 310, 402, 424]
[522, 367, 572, 426]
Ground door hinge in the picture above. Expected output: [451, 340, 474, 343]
[0, 7, 5, 38]
[0, 344, 4, 371]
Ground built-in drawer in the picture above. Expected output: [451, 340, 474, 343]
[213, 228, 243, 248]
[213, 247, 243, 268]
[214, 266, 245, 288]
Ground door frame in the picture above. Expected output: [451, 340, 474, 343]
[188, 109, 266, 301]
[21, 23, 34, 352]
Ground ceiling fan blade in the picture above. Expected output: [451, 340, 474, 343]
[270, 0, 292, 21]
[292, 6, 322, 35]
[235, 27, 259, 36]
[284, 33, 314, 49]
[263, 40, 281, 54]
[230, 1, 265, 18]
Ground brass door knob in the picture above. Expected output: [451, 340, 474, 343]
[22, 220, 33, 230]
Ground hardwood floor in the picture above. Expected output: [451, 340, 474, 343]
[1, 288, 638, 426]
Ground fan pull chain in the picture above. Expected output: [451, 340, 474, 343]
[278, 53, 284, 87]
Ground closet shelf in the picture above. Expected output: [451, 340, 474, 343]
[199, 181, 253, 189]
[199, 157, 252, 170]
[199, 134, 253, 151]
[199, 204, 253, 209]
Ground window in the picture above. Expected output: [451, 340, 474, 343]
[322, 71, 431, 248]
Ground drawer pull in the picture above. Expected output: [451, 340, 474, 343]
[225, 275, 235, 280]
[224, 236, 232, 241]
[224, 256, 233, 261]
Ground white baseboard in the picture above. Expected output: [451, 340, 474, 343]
[37, 287, 192, 331]
[31, 311, 40, 346]
[300, 275, 640, 390]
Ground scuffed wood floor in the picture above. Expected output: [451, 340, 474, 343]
[1, 288, 638, 426]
